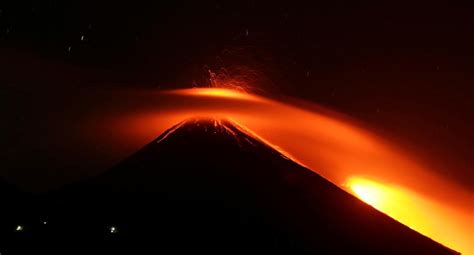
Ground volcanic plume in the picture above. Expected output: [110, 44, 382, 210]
[2, 119, 459, 255]
[87, 87, 471, 254]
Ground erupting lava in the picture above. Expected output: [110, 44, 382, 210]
[99, 87, 472, 254]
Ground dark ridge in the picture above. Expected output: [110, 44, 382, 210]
[1, 118, 459, 255]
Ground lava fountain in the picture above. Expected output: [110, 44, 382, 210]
[93, 87, 472, 254]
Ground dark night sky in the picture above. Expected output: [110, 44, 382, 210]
[1, 1, 473, 191]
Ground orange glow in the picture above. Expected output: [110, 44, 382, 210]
[90, 87, 473, 254]
[346, 177, 435, 228]
[347, 177, 386, 208]
[166, 88, 261, 101]
[346, 176, 473, 254]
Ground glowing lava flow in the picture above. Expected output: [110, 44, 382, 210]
[345, 176, 472, 245]
[102, 87, 473, 254]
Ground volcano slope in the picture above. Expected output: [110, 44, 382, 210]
[3, 119, 458, 255]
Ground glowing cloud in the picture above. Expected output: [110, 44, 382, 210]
[166, 88, 261, 101]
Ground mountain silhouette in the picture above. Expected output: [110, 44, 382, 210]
[2, 119, 458, 255]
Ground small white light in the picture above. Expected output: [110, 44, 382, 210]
[15, 225, 23, 231]
[43, 221, 47, 225]
[110, 226, 117, 233]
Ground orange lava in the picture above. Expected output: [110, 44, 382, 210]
[101, 88, 473, 254]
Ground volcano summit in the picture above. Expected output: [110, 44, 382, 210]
[2, 119, 458, 255]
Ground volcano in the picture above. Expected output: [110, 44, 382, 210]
[2, 119, 458, 255]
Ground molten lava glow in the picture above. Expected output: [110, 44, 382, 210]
[346, 176, 473, 254]
[346, 177, 430, 229]
[94, 87, 473, 254]
[348, 178, 386, 208]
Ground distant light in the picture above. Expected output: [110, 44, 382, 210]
[43, 221, 47, 225]
[80, 35, 85, 41]
[15, 225, 23, 232]
[109, 226, 117, 234]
